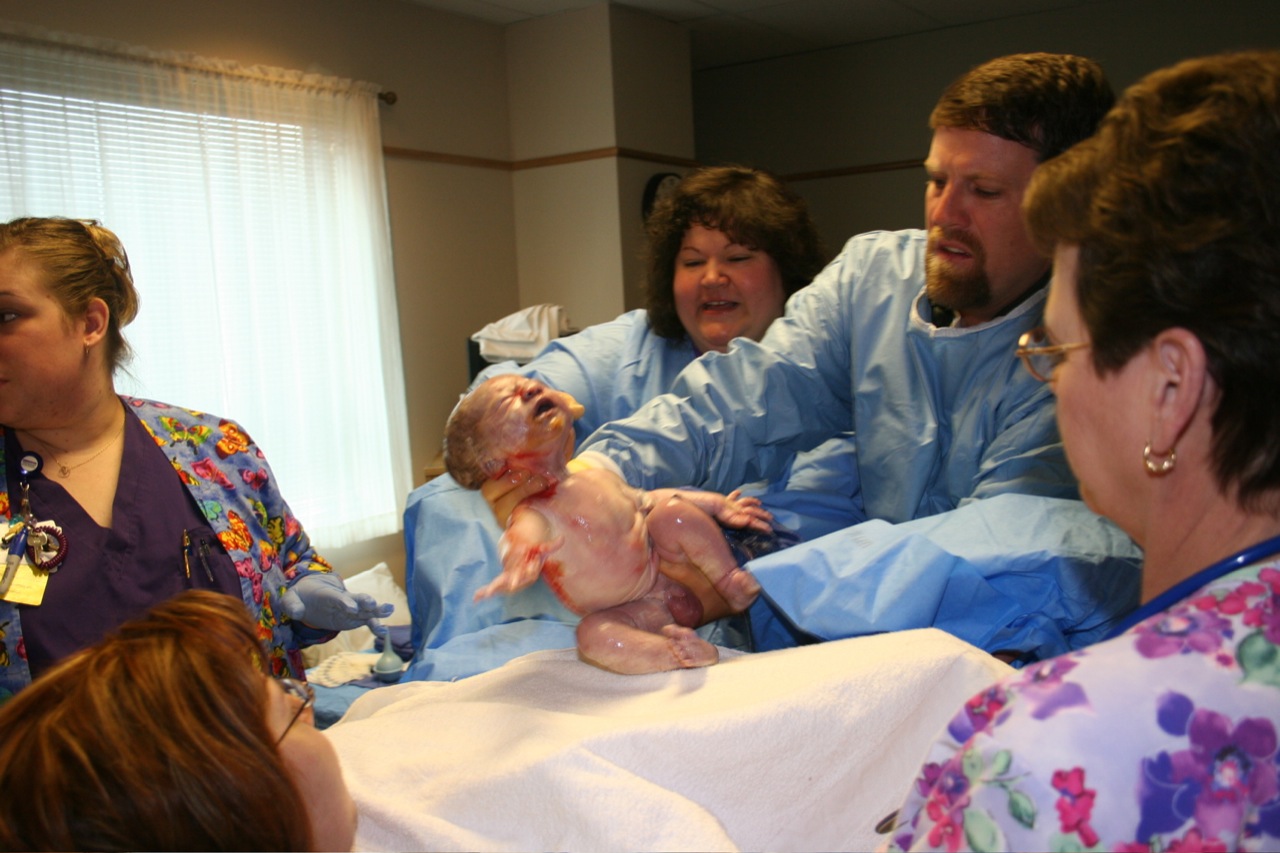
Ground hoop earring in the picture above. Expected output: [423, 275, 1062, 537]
[1143, 443, 1176, 475]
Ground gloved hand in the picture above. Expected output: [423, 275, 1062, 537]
[281, 572, 394, 634]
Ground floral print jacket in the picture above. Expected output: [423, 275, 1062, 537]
[0, 397, 334, 697]
[887, 554, 1280, 852]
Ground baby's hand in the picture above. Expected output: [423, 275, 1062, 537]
[715, 490, 773, 533]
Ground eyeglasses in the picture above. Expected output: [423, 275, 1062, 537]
[1015, 326, 1089, 382]
[275, 677, 315, 746]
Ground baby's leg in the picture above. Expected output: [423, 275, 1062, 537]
[577, 599, 718, 674]
[647, 494, 761, 611]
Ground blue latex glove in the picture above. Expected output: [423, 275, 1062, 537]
[281, 572, 394, 634]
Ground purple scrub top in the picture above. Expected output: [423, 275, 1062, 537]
[5, 405, 241, 677]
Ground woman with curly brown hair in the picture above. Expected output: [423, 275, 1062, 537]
[642, 164, 826, 351]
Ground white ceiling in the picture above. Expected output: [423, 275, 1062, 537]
[403, 0, 1103, 69]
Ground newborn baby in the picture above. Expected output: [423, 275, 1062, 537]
[445, 375, 770, 674]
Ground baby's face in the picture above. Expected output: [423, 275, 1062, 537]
[474, 376, 584, 470]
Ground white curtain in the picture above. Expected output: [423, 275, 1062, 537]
[0, 23, 412, 548]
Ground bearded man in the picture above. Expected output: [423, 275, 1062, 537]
[548, 53, 1144, 662]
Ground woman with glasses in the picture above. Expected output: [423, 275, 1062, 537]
[0, 590, 355, 851]
[885, 51, 1280, 851]
[0, 217, 392, 697]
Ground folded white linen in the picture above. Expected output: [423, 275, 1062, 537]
[326, 628, 1012, 853]
[470, 304, 571, 363]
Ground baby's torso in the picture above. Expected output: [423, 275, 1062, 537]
[527, 468, 656, 614]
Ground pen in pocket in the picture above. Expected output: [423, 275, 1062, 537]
[182, 529, 215, 583]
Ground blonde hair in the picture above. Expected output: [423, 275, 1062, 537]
[0, 217, 140, 372]
[0, 591, 313, 851]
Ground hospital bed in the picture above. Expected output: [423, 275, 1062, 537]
[317, 601, 1012, 852]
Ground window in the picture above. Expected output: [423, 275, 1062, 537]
[0, 26, 411, 547]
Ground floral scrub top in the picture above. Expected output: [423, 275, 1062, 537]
[887, 550, 1280, 852]
[0, 397, 335, 699]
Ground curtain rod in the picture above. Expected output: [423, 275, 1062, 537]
[0, 24, 384, 100]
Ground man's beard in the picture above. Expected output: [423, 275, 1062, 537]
[925, 227, 992, 315]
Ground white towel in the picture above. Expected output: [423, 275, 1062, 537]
[326, 628, 1012, 852]
[470, 304, 571, 363]
[308, 651, 381, 688]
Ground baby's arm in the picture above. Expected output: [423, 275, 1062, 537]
[646, 488, 773, 533]
[474, 506, 564, 601]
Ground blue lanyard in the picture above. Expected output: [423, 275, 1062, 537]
[1105, 532, 1280, 640]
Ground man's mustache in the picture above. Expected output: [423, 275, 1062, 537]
[927, 227, 983, 257]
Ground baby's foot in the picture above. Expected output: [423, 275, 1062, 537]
[716, 567, 761, 612]
[662, 624, 718, 669]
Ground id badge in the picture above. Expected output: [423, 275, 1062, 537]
[0, 560, 48, 606]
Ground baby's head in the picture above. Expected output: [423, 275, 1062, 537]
[444, 376, 584, 490]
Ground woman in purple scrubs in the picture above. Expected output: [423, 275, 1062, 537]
[0, 217, 389, 698]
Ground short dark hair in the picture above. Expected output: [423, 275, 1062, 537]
[930, 53, 1115, 162]
[1024, 50, 1280, 507]
[644, 165, 825, 340]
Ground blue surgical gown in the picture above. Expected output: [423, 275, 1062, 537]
[578, 231, 1142, 662]
[402, 310, 860, 681]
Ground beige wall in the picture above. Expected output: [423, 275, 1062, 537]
[511, 159, 625, 325]
[693, 0, 1280, 253]
[611, 5, 694, 159]
[506, 4, 615, 160]
[506, 4, 692, 329]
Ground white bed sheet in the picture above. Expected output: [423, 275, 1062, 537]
[328, 627, 1013, 852]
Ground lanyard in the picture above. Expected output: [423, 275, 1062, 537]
[1105, 532, 1280, 640]
[0, 454, 41, 595]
